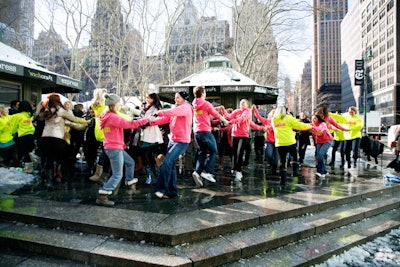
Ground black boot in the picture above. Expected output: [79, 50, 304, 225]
[271, 164, 278, 175]
[292, 163, 301, 177]
[279, 169, 287, 186]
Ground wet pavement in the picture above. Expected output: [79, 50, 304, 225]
[1, 145, 400, 266]
[8, 146, 399, 214]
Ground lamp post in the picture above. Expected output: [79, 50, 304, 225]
[361, 47, 373, 135]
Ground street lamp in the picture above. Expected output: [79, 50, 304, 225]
[363, 47, 373, 135]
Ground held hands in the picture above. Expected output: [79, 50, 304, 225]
[251, 104, 257, 110]
[220, 116, 230, 126]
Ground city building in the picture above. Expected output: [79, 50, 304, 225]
[0, 0, 34, 56]
[166, 0, 231, 83]
[32, 26, 70, 76]
[299, 58, 313, 115]
[341, 0, 398, 126]
[341, 0, 362, 112]
[312, 0, 348, 112]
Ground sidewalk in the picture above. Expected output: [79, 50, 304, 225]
[4, 145, 399, 214]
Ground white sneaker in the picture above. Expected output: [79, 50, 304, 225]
[192, 171, 203, 187]
[201, 172, 216, 183]
[234, 171, 243, 181]
[316, 172, 323, 178]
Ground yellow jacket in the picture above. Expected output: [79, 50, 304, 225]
[344, 115, 363, 140]
[273, 114, 311, 147]
[0, 116, 14, 144]
[10, 111, 35, 137]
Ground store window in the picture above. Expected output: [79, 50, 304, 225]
[0, 80, 20, 106]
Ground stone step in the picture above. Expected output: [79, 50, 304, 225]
[0, 188, 399, 266]
[1, 186, 399, 247]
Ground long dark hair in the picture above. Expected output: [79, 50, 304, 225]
[42, 93, 65, 119]
[17, 101, 33, 117]
[144, 93, 162, 111]
[313, 114, 326, 123]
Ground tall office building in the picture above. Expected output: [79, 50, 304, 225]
[0, 0, 35, 56]
[341, 0, 398, 126]
[88, 0, 124, 92]
[167, 0, 230, 82]
[341, 0, 362, 112]
[299, 58, 313, 115]
[32, 26, 69, 75]
[312, 0, 348, 112]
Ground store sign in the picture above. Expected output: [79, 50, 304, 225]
[0, 60, 23, 75]
[159, 86, 189, 93]
[221, 86, 252, 92]
[354, 59, 364, 86]
[25, 68, 56, 82]
[56, 76, 82, 90]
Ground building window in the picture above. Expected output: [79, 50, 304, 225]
[387, 25, 394, 36]
[387, 0, 394, 11]
[387, 51, 394, 61]
[387, 38, 394, 49]
[387, 63, 394, 74]
[387, 76, 394, 86]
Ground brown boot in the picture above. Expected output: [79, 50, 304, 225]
[89, 165, 103, 182]
[96, 192, 114, 206]
[126, 178, 139, 195]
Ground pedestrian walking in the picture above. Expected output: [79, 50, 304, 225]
[36, 93, 89, 187]
[344, 106, 364, 168]
[96, 94, 150, 206]
[9, 101, 36, 173]
[140, 92, 164, 185]
[150, 91, 193, 199]
[220, 99, 264, 182]
[0, 104, 18, 167]
[252, 105, 278, 175]
[311, 114, 333, 178]
[191, 85, 229, 187]
[272, 106, 312, 186]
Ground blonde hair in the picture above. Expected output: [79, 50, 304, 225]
[0, 104, 7, 117]
[92, 88, 107, 107]
[348, 106, 358, 114]
[273, 106, 287, 120]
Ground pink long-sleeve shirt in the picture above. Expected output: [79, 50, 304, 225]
[223, 107, 257, 138]
[151, 102, 193, 143]
[100, 111, 149, 150]
[311, 122, 333, 144]
[253, 107, 275, 143]
[192, 98, 221, 133]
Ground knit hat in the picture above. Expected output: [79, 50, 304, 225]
[178, 91, 189, 101]
[104, 94, 120, 106]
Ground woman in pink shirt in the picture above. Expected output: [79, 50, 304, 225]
[311, 114, 333, 179]
[220, 99, 265, 182]
[97, 94, 150, 206]
[191, 85, 229, 187]
[150, 91, 193, 199]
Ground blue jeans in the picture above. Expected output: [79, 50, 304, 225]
[154, 141, 188, 197]
[101, 149, 135, 192]
[316, 141, 332, 174]
[194, 131, 218, 174]
[265, 141, 278, 167]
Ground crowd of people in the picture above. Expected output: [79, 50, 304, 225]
[0, 87, 365, 206]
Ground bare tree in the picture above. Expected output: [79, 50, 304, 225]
[228, 0, 310, 87]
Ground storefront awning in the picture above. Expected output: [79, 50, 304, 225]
[0, 42, 81, 93]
